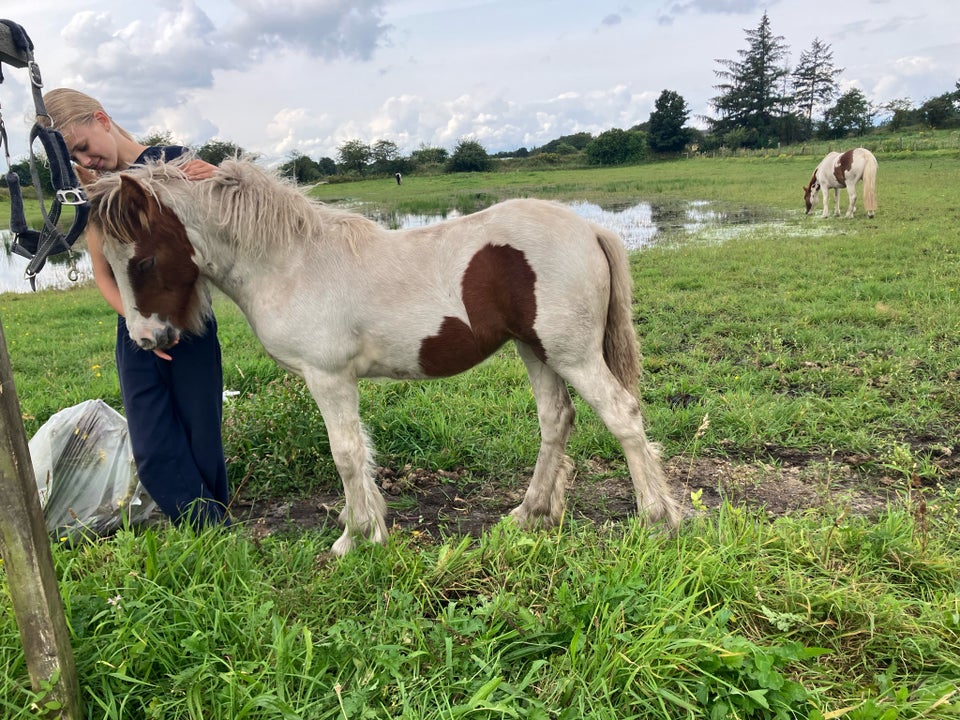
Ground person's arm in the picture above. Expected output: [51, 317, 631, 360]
[85, 224, 124, 315]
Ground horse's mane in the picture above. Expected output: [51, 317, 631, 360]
[204, 159, 381, 256]
[89, 156, 381, 258]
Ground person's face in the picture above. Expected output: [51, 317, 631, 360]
[62, 110, 119, 173]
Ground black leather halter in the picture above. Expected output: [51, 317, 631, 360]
[1, 19, 89, 290]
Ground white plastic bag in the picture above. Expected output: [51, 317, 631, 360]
[30, 399, 158, 541]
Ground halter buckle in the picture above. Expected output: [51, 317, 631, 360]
[28, 60, 42, 88]
[57, 187, 87, 205]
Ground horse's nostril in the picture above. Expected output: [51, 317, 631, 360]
[155, 326, 180, 350]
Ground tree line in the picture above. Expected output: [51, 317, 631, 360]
[705, 11, 960, 148]
[5, 10, 959, 190]
[274, 9, 958, 181]
[298, 12, 957, 177]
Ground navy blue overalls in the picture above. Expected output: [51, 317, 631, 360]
[115, 146, 230, 527]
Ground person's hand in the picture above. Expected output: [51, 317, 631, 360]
[152, 336, 179, 361]
[182, 159, 218, 180]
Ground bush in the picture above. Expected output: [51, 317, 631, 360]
[447, 139, 492, 172]
[585, 128, 648, 165]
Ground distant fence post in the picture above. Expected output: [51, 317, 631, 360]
[0, 318, 81, 719]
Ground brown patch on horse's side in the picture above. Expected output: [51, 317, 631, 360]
[419, 243, 545, 377]
[833, 150, 854, 185]
[110, 177, 202, 329]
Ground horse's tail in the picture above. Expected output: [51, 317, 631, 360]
[595, 227, 641, 394]
[862, 150, 878, 217]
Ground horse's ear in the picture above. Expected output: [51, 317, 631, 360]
[74, 164, 98, 188]
[99, 175, 153, 242]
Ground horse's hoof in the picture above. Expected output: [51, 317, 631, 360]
[509, 502, 563, 529]
[638, 497, 681, 531]
[331, 533, 354, 556]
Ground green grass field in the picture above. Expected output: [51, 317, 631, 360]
[1, 142, 959, 718]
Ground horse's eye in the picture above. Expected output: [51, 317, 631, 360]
[137, 256, 156, 273]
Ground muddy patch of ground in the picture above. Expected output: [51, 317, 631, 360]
[234, 453, 947, 541]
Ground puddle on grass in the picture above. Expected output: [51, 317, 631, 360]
[0, 230, 94, 294]
[367, 199, 788, 250]
[0, 199, 815, 293]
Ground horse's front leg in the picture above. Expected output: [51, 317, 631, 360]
[303, 370, 387, 556]
[821, 189, 831, 218]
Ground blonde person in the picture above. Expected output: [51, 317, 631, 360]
[43, 88, 230, 527]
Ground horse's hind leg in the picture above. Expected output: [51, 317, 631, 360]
[509, 343, 576, 527]
[845, 183, 857, 217]
[563, 360, 680, 529]
[304, 371, 387, 555]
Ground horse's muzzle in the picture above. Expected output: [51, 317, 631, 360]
[137, 325, 180, 351]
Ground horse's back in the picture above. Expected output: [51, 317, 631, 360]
[391, 198, 609, 271]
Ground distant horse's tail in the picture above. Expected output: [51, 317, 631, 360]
[862, 150, 878, 218]
[595, 227, 641, 393]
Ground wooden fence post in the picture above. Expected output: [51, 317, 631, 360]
[0, 317, 81, 719]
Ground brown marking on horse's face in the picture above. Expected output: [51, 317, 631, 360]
[98, 175, 201, 334]
[803, 181, 815, 214]
[833, 149, 854, 185]
[419, 243, 545, 377]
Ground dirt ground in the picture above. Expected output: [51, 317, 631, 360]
[234, 449, 956, 541]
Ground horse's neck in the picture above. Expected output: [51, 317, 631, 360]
[191, 222, 311, 317]
[187, 225, 256, 300]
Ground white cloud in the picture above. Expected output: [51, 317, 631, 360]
[893, 55, 937, 76]
[223, 0, 391, 62]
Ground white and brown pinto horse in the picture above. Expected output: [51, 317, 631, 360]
[84, 158, 679, 554]
[803, 147, 878, 218]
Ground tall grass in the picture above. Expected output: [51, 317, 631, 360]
[1, 145, 959, 717]
[3, 500, 959, 718]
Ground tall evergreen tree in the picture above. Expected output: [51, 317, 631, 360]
[792, 38, 843, 126]
[708, 12, 791, 148]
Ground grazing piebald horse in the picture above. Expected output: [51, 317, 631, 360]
[803, 147, 878, 218]
[84, 158, 680, 555]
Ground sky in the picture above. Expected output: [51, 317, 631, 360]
[1, 0, 958, 167]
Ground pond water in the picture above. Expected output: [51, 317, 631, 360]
[0, 198, 779, 293]
[0, 230, 94, 294]
[368, 199, 775, 250]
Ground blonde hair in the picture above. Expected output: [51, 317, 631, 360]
[42, 87, 135, 141]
